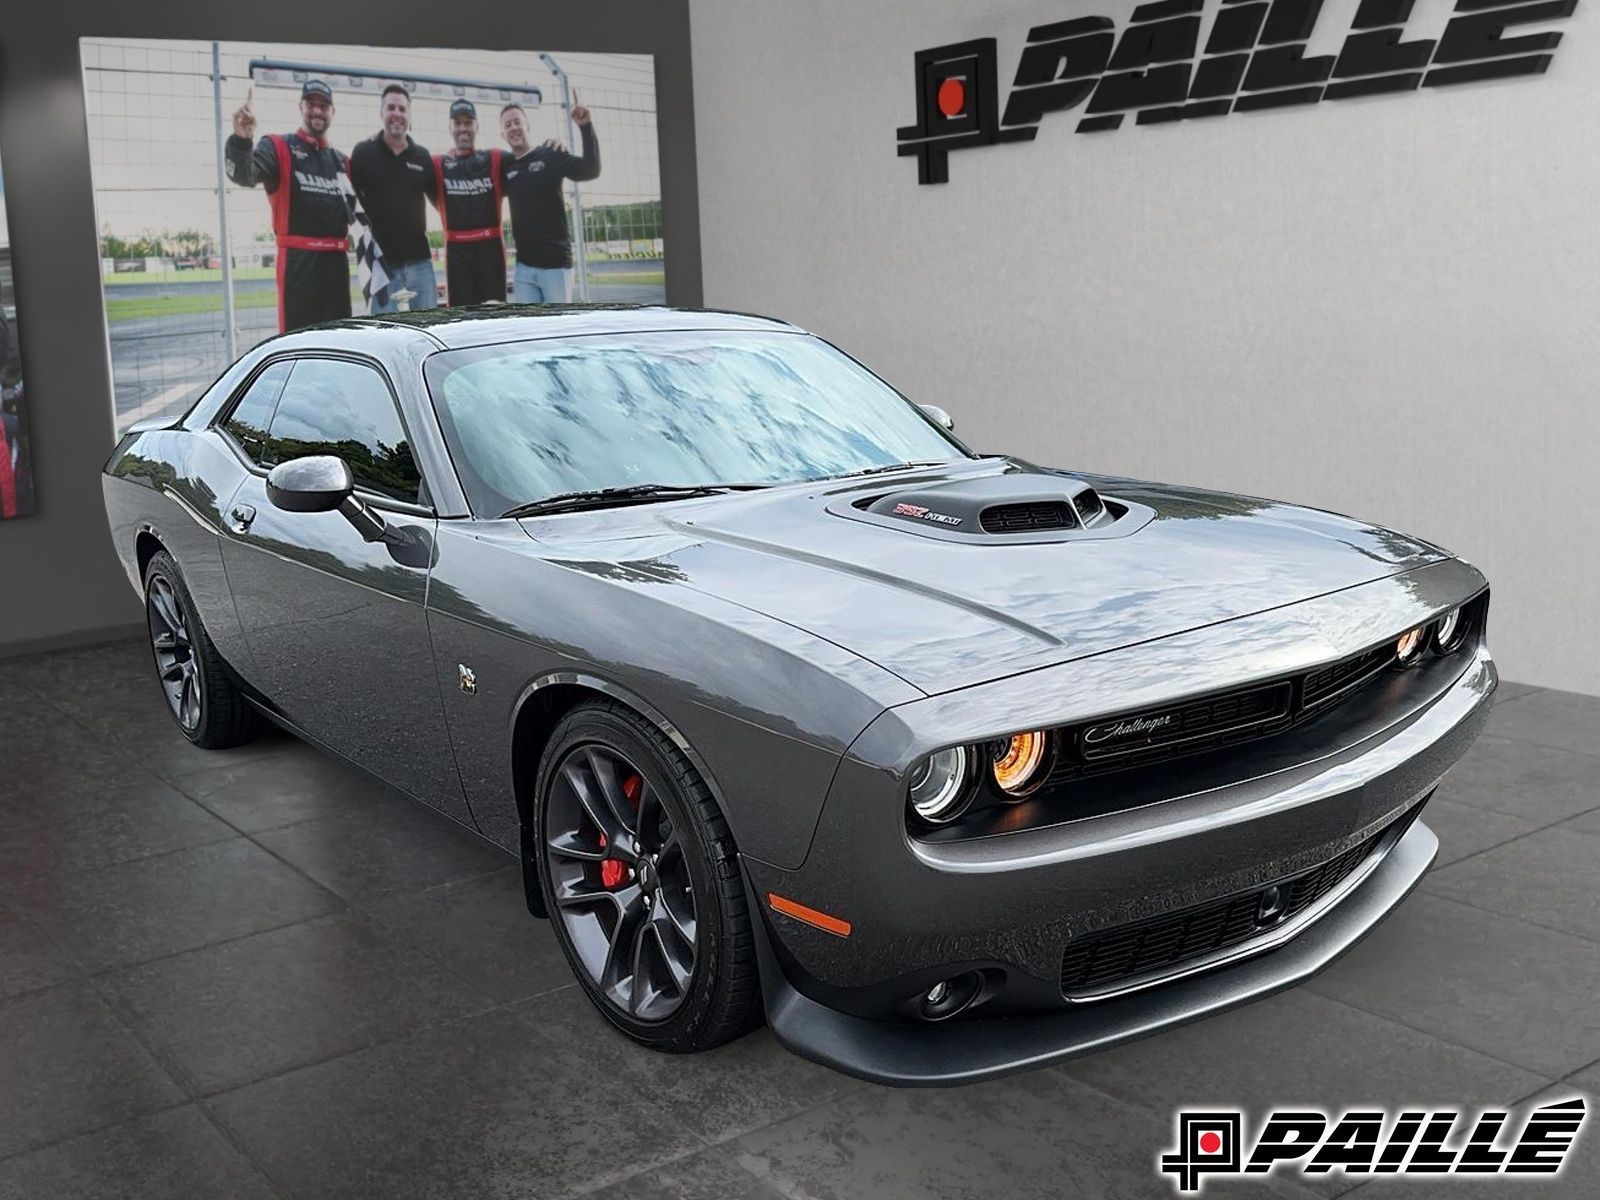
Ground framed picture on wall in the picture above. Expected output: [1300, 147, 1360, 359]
[0, 142, 36, 519]
[79, 39, 665, 436]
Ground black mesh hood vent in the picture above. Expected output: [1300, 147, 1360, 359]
[980, 502, 1077, 534]
[834, 467, 1151, 545]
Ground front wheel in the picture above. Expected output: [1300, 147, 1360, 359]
[143, 550, 260, 749]
[534, 700, 761, 1052]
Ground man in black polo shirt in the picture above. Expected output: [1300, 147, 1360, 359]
[434, 99, 507, 307]
[499, 98, 600, 303]
[225, 80, 352, 333]
[349, 84, 438, 312]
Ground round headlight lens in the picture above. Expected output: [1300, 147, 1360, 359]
[908, 746, 971, 823]
[1434, 608, 1464, 653]
[1395, 625, 1426, 666]
[992, 731, 1049, 796]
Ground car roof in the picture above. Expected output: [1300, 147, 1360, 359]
[279, 303, 804, 352]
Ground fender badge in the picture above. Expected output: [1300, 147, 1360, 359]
[457, 664, 477, 694]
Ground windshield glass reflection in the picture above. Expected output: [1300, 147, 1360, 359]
[425, 331, 968, 517]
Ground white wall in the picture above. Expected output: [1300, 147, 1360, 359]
[690, 0, 1600, 694]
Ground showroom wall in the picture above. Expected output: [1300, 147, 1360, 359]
[0, 0, 700, 657]
[690, 0, 1600, 695]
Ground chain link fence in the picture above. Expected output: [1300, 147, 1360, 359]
[82, 39, 664, 434]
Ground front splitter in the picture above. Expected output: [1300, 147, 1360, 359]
[755, 819, 1438, 1087]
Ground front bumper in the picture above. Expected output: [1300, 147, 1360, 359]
[754, 816, 1437, 1086]
[744, 637, 1494, 1085]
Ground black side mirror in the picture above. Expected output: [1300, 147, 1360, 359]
[919, 404, 955, 432]
[266, 455, 353, 513]
[266, 454, 398, 546]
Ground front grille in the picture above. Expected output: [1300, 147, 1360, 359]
[1304, 644, 1393, 709]
[1050, 636, 1407, 786]
[1059, 812, 1408, 996]
[1079, 682, 1293, 763]
[980, 502, 1077, 533]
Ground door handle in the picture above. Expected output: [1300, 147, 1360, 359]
[229, 503, 257, 534]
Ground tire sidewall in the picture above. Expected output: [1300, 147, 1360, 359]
[142, 551, 208, 742]
[534, 704, 730, 1048]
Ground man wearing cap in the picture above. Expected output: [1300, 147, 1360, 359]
[499, 98, 600, 304]
[349, 84, 438, 313]
[434, 99, 507, 307]
[225, 79, 353, 333]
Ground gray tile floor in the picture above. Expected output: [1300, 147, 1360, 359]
[2, 640, 1597, 1198]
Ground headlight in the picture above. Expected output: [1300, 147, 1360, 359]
[1395, 625, 1426, 666]
[1433, 607, 1465, 653]
[908, 746, 971, 823]
[992, 730, 1050, 796]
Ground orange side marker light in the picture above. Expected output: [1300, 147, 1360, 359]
[767, 892, 852, 938]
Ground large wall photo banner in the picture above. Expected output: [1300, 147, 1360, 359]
[0, 145, 36, 520]
[80, 39, 665, 434]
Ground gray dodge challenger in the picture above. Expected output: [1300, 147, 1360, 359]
[102, 306, 1494, 1085]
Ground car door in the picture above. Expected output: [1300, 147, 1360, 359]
[216, 353, 470, 824]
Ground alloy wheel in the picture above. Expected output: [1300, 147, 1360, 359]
[147, 574, 202, 732]
[544, 744, 699, 1022]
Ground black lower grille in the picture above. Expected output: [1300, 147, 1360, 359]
[1059, 817, 1403, 996]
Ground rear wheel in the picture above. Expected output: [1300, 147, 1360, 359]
[143, 550, 260, 749]
[535, 700, 761, 1051]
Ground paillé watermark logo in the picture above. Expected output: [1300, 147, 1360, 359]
[1159, 1098, 1587, 1192]
[897, 0, 1579, 184]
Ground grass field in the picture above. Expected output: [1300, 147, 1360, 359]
[104, 289, 360, 322]
[103, 267, 277, 285]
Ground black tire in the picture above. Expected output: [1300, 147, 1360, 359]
[534, 699, 761, 1052]
[142, 550, 261, 749]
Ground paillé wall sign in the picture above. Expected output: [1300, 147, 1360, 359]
[897, 0, 1577, 183]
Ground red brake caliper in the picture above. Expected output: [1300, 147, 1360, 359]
[597, 774, 643, 890]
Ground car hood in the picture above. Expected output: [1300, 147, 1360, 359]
[522, 458, 1449, 695]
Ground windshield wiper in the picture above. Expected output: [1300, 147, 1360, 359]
[501, 482, 769, 519]
[823, 460, 951, 483]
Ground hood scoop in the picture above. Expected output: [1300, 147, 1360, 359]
[836, 472, 1152, 545]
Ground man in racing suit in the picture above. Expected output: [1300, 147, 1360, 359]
[434, 99, 506, 306]
[225, 79, 352, 333]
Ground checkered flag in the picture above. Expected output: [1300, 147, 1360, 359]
[338, 171, 390, 314]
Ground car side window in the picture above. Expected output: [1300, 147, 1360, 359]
[220, 360, 293, 463]
[262, 358, 424, 505]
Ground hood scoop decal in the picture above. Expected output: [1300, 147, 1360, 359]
[837, 471, 1150, 545]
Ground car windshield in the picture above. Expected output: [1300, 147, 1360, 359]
[424, 330, 969, 517]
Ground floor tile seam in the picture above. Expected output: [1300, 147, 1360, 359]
[1469, 798, 1600, 827]
[1552, 1056, 1600, 1088]
[561, 1139, 790, 1200]
[226, 825, 361, 908]
[1406, 883, 1600, 949]
[145, 743, 305, 786]
[1299, 985, 1569, 1082]
[0, 1096, 193, 1167]
[1421, 813, 1600, 876]
[0, 904, 98, 1002]
[82, 970, 212, 1104]
[695, 1076, 872, 1149]
[1489, 689, 1543, 707]
[1476, 729, 1600, 762]
[190, 1101, 298, 1200]
[195, 995, 552, 1108]
[356, 860, 522, 912]
[2, 827, 247, 887]
[267, 896, 550, 1014]
[84, 910, 350, 980]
